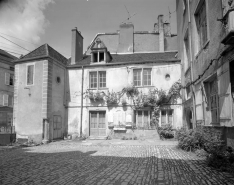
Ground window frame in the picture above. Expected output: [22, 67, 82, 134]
[89, 71, 107, 90]
[194, 0, 209, 53]
[160, 109, 174, 126]
[133, 68, 152, 87]
[26, 63, 35, 86]
[92, 51, 106, 63]
[3, 94, 9, 106]
[135, 110, 151, 128]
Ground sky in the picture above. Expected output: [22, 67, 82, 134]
[0, 0, 177, 58]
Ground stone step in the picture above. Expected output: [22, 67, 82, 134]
[89, 136, 107, 140]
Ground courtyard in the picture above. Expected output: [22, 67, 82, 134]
[1, 139, 234, 185]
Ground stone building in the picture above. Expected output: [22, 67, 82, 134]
[14, 15, 182, 143]
[0, 49, 16, 133]
[177, 0, 234, 147]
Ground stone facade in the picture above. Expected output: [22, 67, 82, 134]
[177, 0, 234, 147]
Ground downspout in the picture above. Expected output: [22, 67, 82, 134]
[80, 66, 84, 137]
[187, 0, 197, 128]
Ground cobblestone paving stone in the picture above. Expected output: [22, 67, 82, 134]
[1, 141, 234, 185]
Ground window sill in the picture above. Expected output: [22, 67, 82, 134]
[90, 61, 106, 64]
[87, 88, 108, 91]
[135, 85, 154, 88]
[195, 40, 210, 60]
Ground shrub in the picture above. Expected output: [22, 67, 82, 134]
[157, 124, 175, 139]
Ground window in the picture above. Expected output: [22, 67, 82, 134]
[195, 0, 208, 50]
[133, 68, 152, 86]
[209, 79, 219, 123]
[161, 109, 173, 126]
[8, 95, 13, 107]
[27, 64, 34, 85]
[92, 52, 105, 63]
[5, 73, 14, 86]
[3, 94, 8, 106]
[135, 110, 151, 128]
[90, 71, 106, 89]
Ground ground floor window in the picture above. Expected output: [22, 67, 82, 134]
[161, 109, 173, 126]
[90, 111, 106, 136]
[0, 112, 13, 133]
[134, 110, 151, 129]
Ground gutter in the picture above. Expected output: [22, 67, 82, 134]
[80, 66, 84, 137]
[67, 59, 181, 69]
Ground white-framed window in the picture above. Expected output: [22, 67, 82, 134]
[133, 68, 152, 87]
[3, 94, 8, 106]
[92, 51, 105, 63]
[195, 0, 208, 51]
[134, 110, 151, 128]
[26, 64, 35, 85]
[5, 73, 14, 86]
[90, 71, 106, 89]
[161, 109, 173, 126]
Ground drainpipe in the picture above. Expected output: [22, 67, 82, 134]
[187, 0, 197, 128]
[80, 66, 84, 137]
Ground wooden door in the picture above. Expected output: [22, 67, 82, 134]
[90, 111, 106, 137]
[53, 115, 62, 139]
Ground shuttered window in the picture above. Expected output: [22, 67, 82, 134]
[3, 94, 8, 106]
[5, 73, 10, 85]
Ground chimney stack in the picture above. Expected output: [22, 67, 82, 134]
[163, 22, 171, 36]
[71, 27, 83, 65]
[154, 23, 159, 33]
[158, 15, 164, 52]
[117, 23, 134, 53]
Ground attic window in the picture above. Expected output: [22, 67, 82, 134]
[93, 53, 98, 62]
[99, 52, 104, 62]
[92, 51, 105, 63]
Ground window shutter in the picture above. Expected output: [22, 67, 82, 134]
[3, 94, 8, 106]
[218, 67, 231, 124]
[0, 93, 3, 106]
[5, 73, 10, 85]
[8, 95, 13, 107]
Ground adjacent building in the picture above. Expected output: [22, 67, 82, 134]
[0, 49, 16, 134]
[14, 15, 182, 143]
[177, 0, 234, 147]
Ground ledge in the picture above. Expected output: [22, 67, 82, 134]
[113, 128, 126, 131]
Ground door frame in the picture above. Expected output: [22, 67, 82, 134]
[89, 110, 107, 137]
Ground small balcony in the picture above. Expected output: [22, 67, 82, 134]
[221, 10, 234, 45]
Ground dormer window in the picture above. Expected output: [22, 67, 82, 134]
[91, 38, 112, 63]
[93, 51, 105, 63]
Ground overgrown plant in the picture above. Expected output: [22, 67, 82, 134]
[105, 91, 119, 105]
[84, 90, 104, 102]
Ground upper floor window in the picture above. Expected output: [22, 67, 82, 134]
[90, 71, 106, 89]
[5, 73, 14, 86]
[133, 68, 152, 86]
[93, 52, 105, 63]
[27, 64, 34, 85]
[195, 0, 208, 51]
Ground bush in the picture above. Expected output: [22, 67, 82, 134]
[157, 124, 175, 139]
[177, 126, 234, 173]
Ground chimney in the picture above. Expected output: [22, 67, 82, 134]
[117, 23, 134, 53]
[163, 22, 171, 36]
[158, 15, 164, 52]
[154, 23, 159, 33]
[71, 27, 83, 65]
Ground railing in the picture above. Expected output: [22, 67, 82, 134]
[0, 126, 15, 134]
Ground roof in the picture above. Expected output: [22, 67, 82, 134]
[68, 51, 179, 67]
[0, 49, 17, 64]
[15, 44, 68, 65]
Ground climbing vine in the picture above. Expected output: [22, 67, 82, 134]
[84, 80, 182, 122]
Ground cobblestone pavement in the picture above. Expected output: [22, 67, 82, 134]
[1, 141, 234, 185]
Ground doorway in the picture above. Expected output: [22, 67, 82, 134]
[90, 111, 106, 137]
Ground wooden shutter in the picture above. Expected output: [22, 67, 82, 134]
[5, 73, 10, 85]
[3, 94, 8, 106]
[218, 64, 231, 125]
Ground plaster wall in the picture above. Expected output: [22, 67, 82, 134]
[67, 62, 182, 136]
[51, 62, 67, 138]
[14, 60, 44, 142]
